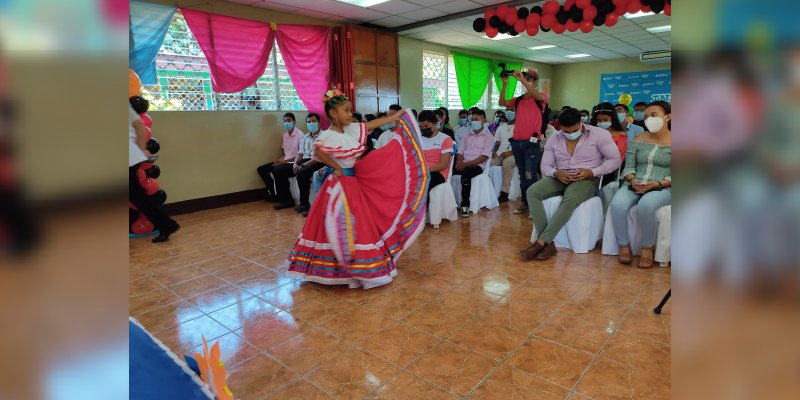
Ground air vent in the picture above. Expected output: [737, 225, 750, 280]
[640, 50, 671, 65]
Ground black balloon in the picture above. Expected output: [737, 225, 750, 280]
[531, 6, 543, 16]
[517, 7, 529, 19]
[570, 6, 583, 23]
[556, 7, 570, 24]
[129, 96, 150, 114]
[147, 138, 160, 154]
[508, 29, 519, 36]
[540, 26, 551, 32]
[593, 14, 606, 26]
[641, 0, 652, 6]
[650, 0, 665, 13]
[489, 15, 501, 27]
[498, 23, 509, 33]
[150, 189, 167, 205]
[145, 164, 161, 179]
[473, 17, 486, 32]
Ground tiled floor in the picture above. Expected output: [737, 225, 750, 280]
[130, 200, 671, 400]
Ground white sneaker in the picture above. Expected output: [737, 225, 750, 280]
[460, 207, 470, 217]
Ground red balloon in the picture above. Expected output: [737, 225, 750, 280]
[541, 13, 557, 29]
[144, 126, 152, 141]
[577, 0, 591, 8]
[641, 5, 651, 12]
[486, 27, 498, 38]
[627, 0, 642, 14]
[140, 113, 152, 128]
[526, 13, 541, 29]
[566, 20, 579, 32]
[136, 168, 146, 182]
[496, 4, 508, 19]
[526, 24, 540, 36]
[132, 216, 154, 235]
[139, 162, 154, 170]
[580, 20, 593, 33]
[505, 12, 518, 26]
[514, 20, 526, 33]
[564, 0, 576, 9]
[664, 3, 671, 16]
[552, 24, 566, 34]
[583, 6, 597, 20]
[605, 13, 620, 27]
[613, 0, 631, 8]
[484, 9, 495, 21]
[143, 178, 159, 195]
[543, 0, 560, 15]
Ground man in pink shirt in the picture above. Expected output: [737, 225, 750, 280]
[520, 108, 622, 261]
[256, 112, 302, 209]
[454, 109, 494, 217]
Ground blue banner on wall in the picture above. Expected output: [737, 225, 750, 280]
[599, 70, 671, 108]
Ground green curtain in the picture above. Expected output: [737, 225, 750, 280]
[451, 51, 492, 108]
[492, 60, 523, 102]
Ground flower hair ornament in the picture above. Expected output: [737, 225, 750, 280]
[323, 88, 348, 106]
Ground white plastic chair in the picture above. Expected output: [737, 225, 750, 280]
[488, 165, 503, 197]
[509, 167, 521, 200]
[289, 177, 300, 205]
[426, 157, 457, 228]
[451, 164, 500, 214]
[530, 178, 605, 253]
[602, 205, 671, 265]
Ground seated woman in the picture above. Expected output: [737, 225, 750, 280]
[285, 90, 428, 289]
[591, 102, 628, 186]
[609, 100, 672, 269]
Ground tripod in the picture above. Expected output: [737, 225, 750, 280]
[653, 289, 671, 315]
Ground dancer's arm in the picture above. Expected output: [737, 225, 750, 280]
[314, 148, 344, 176]
[365, 110, 405, 131]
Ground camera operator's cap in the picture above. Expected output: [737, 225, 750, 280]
[524, 68, 539, 80]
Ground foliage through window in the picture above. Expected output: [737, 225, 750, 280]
[142, 10, 302, 111]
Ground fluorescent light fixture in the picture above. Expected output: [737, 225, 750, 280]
[482, 33, 516, 40]
[336, 0, 391, 7]
[624, 11, 655, 19]
[646, 25, 671, 33]
[565, 53, 591, 58]
[529, 45, 557, 50]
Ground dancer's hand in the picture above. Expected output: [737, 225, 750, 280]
[333, 168, 344, 177]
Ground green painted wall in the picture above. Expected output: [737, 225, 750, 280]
[549, 58, 670, 111]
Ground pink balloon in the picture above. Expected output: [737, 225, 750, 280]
[143, 178, 159, 195]
[580, 20, 593, 33]
[583, 5, 597, 20]
[552, 24, 566, 34]
[566, 20, 579, 32]
[605, 13, 620, 27]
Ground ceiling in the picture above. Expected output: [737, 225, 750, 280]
[227, 0, 671, 65]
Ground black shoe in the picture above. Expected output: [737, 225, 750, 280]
[296, 204, 310, 213]
[273, 202, 295, 210]
[460, 206, 470, 218]
[265, 194, 278, 202]
[302, 210, 309, 217]
[498, 191, 509, 203]
[152, 224, 180, 243]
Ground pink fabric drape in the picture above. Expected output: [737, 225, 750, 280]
[181, 9, 275, 93]
[276, 24, 332, 128]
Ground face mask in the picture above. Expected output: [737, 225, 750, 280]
[616, 112, 626, 123]
[467, 115, 473, 123]
[283, 122, 294, 131]
[458, 118, 467, 126]
[505, 111, 516, 121]
[436, 122, 442, 131]
[307, 122, 319, 132]
[494, 117, 500, 125]
[581, 116, 589, 123]
[381, 124, 391, 131]
[644, 116, 667, 132]
[421, 127, 433, 137]
[597, 121, 612, 129]
[471, 120, 483, 131]
[633, 111, 645, 121]
[563, 126, 583, 140]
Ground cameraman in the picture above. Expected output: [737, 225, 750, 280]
[499, 68, 549, 215]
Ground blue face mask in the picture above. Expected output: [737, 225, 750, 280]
[307, 122, 319, 133]
[467, 115, 473, 123]
[283, 121, 294, 131]
[436, 122, 442, 131]
[471, 120, 483, 131]
[597, 121, 612, 129]
[633, 110, 645, 121]
[458, 118, 467, 126]
[563, 126, 584, 140]
[581, 115, 589, 123]
[617, 112, 626, 123]
[381, 124, 391, 131]
[494, 117, 500, 125]
[505, 111, 516, 121]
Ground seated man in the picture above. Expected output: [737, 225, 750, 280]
[434, 109, 455, 140]
[269, 113, 304, 210]
[487, 110, 505, 134]
[257, 112, 302, 205]
[418, 110, 454, 199]
[453, 109, 471, 146]
[292, 113, 325, 216]
[375, 104, 403, 149]
[521, 108, 622, 261]
[453, 109, 494, 217]
[615, 103, 645, 146]
[491, 110, 514, 203]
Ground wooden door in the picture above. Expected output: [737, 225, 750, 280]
[349, 26, 400, 115]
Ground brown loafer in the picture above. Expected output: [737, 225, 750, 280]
[520, 242, 544, 261]
[619, 244, 633, 265]
[638, 247, 654, 269]
[534, 242, 557, 260]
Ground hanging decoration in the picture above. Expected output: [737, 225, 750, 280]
[471, 0, 670, 38]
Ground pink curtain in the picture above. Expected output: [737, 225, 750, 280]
[181, 9, 275, 93]
[276, 24, 332, 127]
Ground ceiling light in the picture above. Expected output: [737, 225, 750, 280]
[336, 0, 391, 7]
[482, 33, 516, 40]
[565, 53, 591, 58]
[646, 25, 671, 33]
[624, 11, 655, 19]
[529, 45, 557, 50]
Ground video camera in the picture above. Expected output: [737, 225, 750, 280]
[498, 62, 530, 79]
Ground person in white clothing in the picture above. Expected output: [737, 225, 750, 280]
[453, 109, 471, 146]
[491, 110, 516, 203]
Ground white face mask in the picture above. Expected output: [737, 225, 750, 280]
[645, 115, 667, 132]
[597, 121, 612, 129]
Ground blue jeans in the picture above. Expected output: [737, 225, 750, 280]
[610, 186, 671, 247]
[510, 140, 542, 205]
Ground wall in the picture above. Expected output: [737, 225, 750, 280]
[549, 57, 670, 111]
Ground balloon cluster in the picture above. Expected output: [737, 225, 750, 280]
[128, 69, 167, 236]
[472, 0, 671, 38]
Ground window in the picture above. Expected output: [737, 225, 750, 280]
[423, 51, 499, 111]
[489, 75, 527, 109]
[142, 10, 302, 111]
